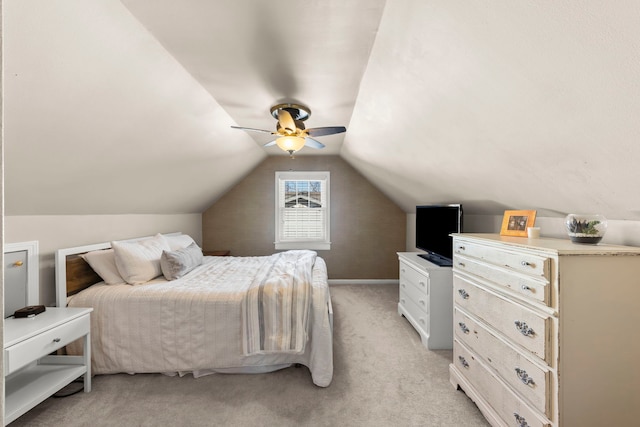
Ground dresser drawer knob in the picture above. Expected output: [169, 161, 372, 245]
[458, 322, 470, 334]
[521, 260, 534, 267]
[458, 356, 469, 368]
[419, 299, 426, 306]
[513, 413, 529, 427]
[514, 320, 535, 337]
[457, 245, 466, 251]
[521, 285, 531, 291]
[419, 281, 426, 288]
[458, 289, 470, 299]
[13, 260, 24, 267]
[401, 298, 406, 305]
[401, 283, 406, 288]
[53, 338, 61, 343]
[515, 368, 536, 386]
[457, 262, 466, 268]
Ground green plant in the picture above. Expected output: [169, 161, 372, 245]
[567, 218, 601, 235]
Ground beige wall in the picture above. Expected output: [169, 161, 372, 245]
[5, 214, 202, 306]
[203, 156, 406, 279]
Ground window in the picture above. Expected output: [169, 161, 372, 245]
[275, 171, 330, 250]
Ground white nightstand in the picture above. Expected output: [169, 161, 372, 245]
[4, 307, 93, 425]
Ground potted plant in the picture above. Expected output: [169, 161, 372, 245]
[565, 214, 607, 244]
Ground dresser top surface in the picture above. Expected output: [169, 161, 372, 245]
[453, 233, 640, 255]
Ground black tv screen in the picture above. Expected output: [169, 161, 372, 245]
[415, 204, 463, 266]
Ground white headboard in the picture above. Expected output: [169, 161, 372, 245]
[54, 232, 182, 307]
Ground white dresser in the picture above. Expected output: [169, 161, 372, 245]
[398, 252, 453, 350]
[449, 233, 640, 427]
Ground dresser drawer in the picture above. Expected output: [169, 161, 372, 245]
[454, 241, 551, 281]
[454, 275, 551, 363]
[5, 315, 90, 375]
[454, 254, 550, 306]
[454, 307, 550, 416]
[399, 289, 429, 331]
[399, 260, 429, 294]
[454, 340, 550, 427]
[399, 279, 429, 315]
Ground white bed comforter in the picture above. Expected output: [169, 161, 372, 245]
[67, 251, 333, 387]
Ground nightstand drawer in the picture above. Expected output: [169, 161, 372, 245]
[5, 315, 90, 375]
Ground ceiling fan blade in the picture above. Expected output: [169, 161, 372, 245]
[277, 109, 297, 133]
[263, 140, 277, 147]
[305, 126, 346, 137]
[304, 137, 325, 149]
[231, 126, 273, 134]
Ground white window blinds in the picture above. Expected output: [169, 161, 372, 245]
[275, 171, 330, 250]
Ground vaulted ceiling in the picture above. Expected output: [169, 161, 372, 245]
[4, 0, 640, 220]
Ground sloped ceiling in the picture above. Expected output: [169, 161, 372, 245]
[343, 1, 640, 219]
[4, 0, 640, 220]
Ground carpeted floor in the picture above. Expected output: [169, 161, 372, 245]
[10, 284, 489, 426]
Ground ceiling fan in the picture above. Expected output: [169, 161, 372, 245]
[231, 103, 346, 157]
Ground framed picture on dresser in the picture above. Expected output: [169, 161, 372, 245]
[500, 210, 536, 237]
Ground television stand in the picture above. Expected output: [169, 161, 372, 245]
[417, 253, 452, 267]
[397, 252, 453, 349]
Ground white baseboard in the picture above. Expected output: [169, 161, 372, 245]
[328, 279, 399, 286]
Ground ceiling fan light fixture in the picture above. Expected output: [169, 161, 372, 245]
[232, 102, 345, 156]
[276, 136, 306, 156]
[270, 103, 311, 121]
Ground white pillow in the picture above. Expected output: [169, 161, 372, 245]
[112, 234, 171, 284]
[160, 243, 204, 280]
[81, 249, 126, 285]
[165, 234, 196, 251]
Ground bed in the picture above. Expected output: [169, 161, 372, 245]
[55, 233, 333, 387]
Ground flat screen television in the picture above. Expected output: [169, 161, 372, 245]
[415, 204, 463, 267]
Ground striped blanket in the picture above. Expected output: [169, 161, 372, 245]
[242, 250, 316, 355]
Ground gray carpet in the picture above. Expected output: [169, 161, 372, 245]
[10, 284, 489, 426]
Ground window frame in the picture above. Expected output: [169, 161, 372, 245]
[274, 171, 331, 251]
